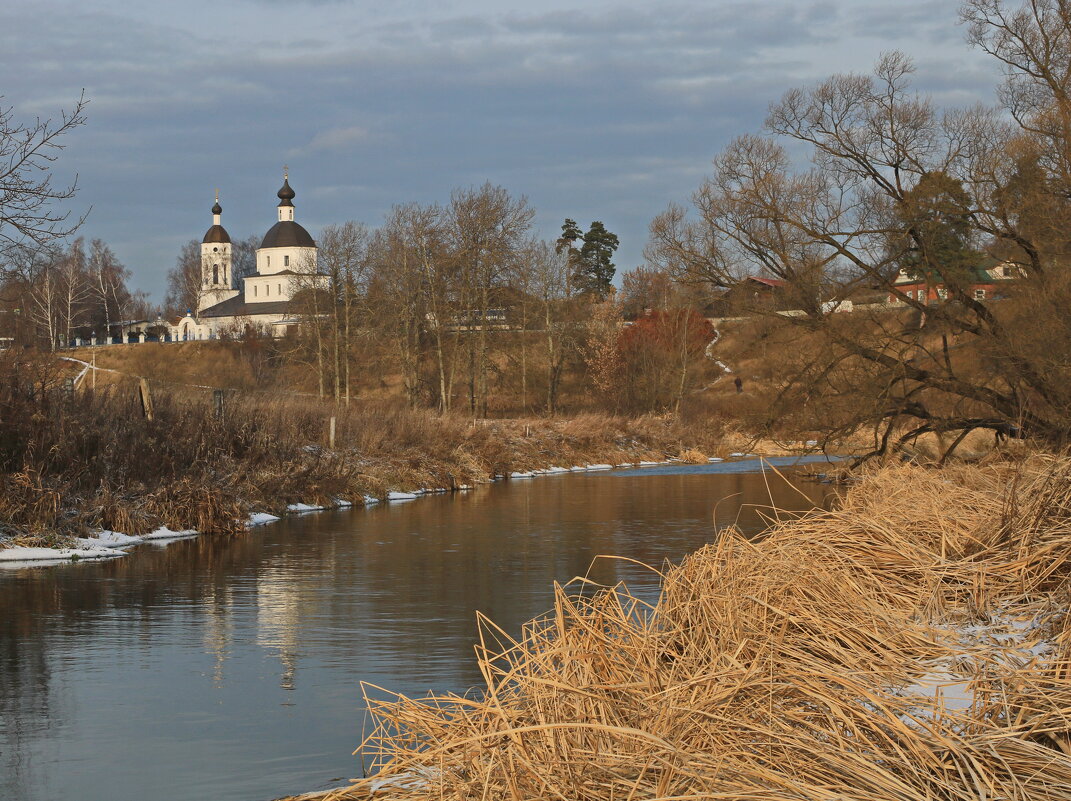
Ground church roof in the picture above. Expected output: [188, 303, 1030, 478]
[198, 295, 294, 318]
[203, 224, 231, 244]
[260, 220, 315, 249]
[277, 177, 296, 207]
[246, 269, 318, 277]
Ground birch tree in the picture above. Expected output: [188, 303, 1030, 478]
[88, 238, 132, 339]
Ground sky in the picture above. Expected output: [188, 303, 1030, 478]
[2, 0, 1004, 302]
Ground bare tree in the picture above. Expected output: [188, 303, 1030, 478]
[318, 221, 371, 404]
[402, 204, 458, 412]
[523, 241, 580, 414]
[372, 209, 432, 407]
[232, 235, 259, 283]
[164, 240, 202, 317]
[962, 0, 1071, 192]
[25, 240, 91, 349]
[20, 245, 62, 348]
[88, 238, 132, 338]
[647, 45, 1071, 457]
[0, 93, 88, 267]
[449, 184, 534, 417]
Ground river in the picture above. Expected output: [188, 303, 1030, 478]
[0, 457, 834, 801]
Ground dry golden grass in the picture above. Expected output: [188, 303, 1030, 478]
[337, 453, 1071, 801]
[676, 447, 708, 464]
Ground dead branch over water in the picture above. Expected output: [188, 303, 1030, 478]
[337, 455, 1071, 801]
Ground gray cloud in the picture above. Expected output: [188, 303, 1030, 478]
[2, 1, 1002, 299]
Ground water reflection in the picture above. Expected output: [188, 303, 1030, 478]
[0, 459, 834, 801]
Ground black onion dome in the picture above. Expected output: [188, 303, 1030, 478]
[277, 178, 296, 206]
[203, 224, 231, 244]
[260, 220, 315, 249]
[211, 200, 223, 215]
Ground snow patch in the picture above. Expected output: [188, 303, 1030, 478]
[246, 512, 281, 527]
[142, 526, 199, 541]
[387, 491, 419, 501]
[85, 530, 145, 547]
[0, 545, 127, 564]
[510, 471, 534, 479]
[287, 502, 327, 513]
[586, 464, 613, 471]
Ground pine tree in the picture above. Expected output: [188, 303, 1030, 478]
[575, 221, 619, 298]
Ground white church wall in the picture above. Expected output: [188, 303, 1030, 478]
[244, 274, 295, 302]
[255, 245, 316, 276]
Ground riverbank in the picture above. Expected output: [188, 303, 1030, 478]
[310, 452, 1071, 801]
[0, 373, 815, 558]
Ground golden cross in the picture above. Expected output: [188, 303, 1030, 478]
[283, 165, 289, 180]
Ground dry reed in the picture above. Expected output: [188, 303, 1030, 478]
[337, 453, 1071, 801]
[0, 352, 781, 547]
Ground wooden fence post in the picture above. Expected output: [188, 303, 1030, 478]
[139, 378, 154, 421]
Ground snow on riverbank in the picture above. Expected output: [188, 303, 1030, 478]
[286, 502, 330, 513]
[1, 453, 805, 569]
[140, 526, 199, 540]
[0, 544, 127, 565]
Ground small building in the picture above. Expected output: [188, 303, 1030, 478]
[887, 261, 1019, 305]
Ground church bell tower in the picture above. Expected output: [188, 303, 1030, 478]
[199, 191, 234, 312]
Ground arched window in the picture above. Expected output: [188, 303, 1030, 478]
[254, 285, 258, 297]
[266, 284, 270, 297]
[213, 264, 219, 284]
[278, 283, 282, 295]
[284, 255, 290, 267]
[267, 256, 270, 267]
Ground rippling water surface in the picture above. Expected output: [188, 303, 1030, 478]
[0, 457, 834, 801]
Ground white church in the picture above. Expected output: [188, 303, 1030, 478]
[168, 172, 324, 340]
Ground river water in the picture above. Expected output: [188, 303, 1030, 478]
[0, 457, 834, 801]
